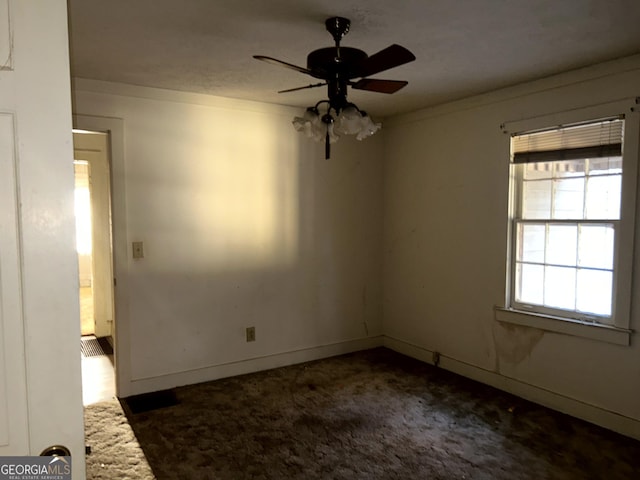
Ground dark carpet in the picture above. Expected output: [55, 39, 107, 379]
[84, 348, 640, 479]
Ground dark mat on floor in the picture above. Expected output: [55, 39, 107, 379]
[81, 336, 113, 357]
[122, 389, 179, 414]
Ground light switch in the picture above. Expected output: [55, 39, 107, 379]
[132, 241, 144, 259]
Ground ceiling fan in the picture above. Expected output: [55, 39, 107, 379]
[254, 16, 416, 158]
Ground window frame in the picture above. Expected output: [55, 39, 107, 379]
[497, 100, 639, 344]
[510, 160, 621, 323]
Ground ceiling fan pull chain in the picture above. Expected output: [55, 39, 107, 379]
[325, 130, 331, 160]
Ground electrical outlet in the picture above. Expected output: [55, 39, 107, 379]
[432, 351, 441, 367]
[246, 327, 256, 342]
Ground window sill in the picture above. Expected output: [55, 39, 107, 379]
[494, 307, 632, 346]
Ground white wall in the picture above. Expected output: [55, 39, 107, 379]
[74, 161, 92, 286]
[73, 81, 384, 395]
[383, 55, 640, 438]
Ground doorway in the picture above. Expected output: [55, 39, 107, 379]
[73, 129, 116, 405]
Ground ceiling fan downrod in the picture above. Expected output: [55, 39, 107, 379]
[325, 17, 350, 47]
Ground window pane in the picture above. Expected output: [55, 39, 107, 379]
[554, 159, 585, 178]
[544, 266, 576, 310]
[576, 269, 612, 316]
[516, 263, 544, 305]
[517, 223, 545, 263]
[578, 224, 614, 269]
[585, 175, 621, 219]
[547, 225, 577, 266]
[523, 162, 553, 180]
[588, 156, 622, 175]
[522, 180, 551, 219]
[552, 177, 584, 219]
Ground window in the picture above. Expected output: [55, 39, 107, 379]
[506, 113, 637, 331]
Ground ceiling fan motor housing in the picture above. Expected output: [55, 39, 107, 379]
[306, 47, 368, 79]
[307, 41, 368, 113]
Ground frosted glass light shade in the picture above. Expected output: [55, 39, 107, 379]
[356, 114, 382, 140]
[292, 108, 325, 142]
[335, 106, 363, 135]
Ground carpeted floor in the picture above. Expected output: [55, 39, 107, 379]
[84, 400, 155, 479]
[84, 348, 640, 479]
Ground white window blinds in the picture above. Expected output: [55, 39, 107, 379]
[512, 117, 623, 164]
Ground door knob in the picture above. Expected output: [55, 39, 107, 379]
[40, 445, 71, 457]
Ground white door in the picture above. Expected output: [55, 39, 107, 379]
[0, 1, 85, 477]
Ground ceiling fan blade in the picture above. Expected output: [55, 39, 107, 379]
[253, 55, 314, 76]
[351, 78, 408, 94]
[278, 82, 327, 94]
[353, 44, 415, 78]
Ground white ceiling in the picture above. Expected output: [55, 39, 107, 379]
[67, 0, 640, 117]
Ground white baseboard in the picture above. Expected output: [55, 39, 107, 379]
[126, 336, 384, 396]
[383, 335, 640, 441]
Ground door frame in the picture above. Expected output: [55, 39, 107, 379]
[73, 131, 114, 339]
[73, 115, 132, 397]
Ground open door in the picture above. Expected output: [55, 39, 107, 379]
[0, 0, 85, 476]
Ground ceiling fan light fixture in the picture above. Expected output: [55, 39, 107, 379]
[292, 107, 325, 142]
[355, 111, 382, 141]
[321, 113, 340, 144]
[292, 103, 381, 144]
[335, 105, 364, 135]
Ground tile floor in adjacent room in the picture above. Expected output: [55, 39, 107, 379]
[82, 338, 116, 406]
[80, 285, 116, 405]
